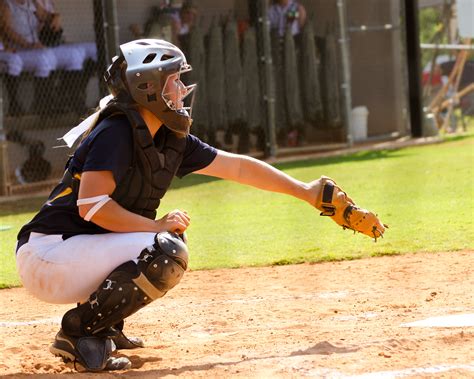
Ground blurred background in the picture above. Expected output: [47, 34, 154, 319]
[0, 0, 472, 196]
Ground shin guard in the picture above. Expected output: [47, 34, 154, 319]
[62, 232, 188, 337]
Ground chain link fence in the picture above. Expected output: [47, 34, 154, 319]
[1, 0, 100, 195]
[1, 0, 408, 196]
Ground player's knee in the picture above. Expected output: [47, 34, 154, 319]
[62, 232, 188, 336]
[137, 231, 189, 295]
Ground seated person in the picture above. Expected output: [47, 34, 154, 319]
[130, 0, 182, 46]
[268, 0, 307, 38]
[0, 0, 57, 77]
[0, 41, 22, 77]
[0, 0, 94, 114]
[0, 40, 24, 115]
[0, 0, 58, 114]
[36, 0, 97, 64]
[177, 1, 198, 53]
[178, 1, 197, 36]
[36, 0, 63, 47]
[36, 0, 98, 113]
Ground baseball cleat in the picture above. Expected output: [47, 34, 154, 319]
[49, 329, 131, 371]
[112, 329, 145, 349]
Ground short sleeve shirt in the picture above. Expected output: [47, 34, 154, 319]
[17, 115, 217, 239]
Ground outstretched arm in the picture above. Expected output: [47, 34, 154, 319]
[195, 150, 387, 240]
[195, 150, 317, 206]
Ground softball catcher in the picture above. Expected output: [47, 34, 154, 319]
[16, 39, 386, 372]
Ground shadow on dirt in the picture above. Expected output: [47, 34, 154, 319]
[290, 341, 360, 356]
[1, 340, 359, 378]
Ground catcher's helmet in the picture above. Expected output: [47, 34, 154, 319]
[105, 39, 196, 135]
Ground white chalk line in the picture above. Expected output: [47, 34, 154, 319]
[0, 317, 61, 327]
[343, 362, 474, 379]
[401, 313, 474, 327]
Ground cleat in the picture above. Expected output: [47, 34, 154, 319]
[49, 330, 76, 363]
[106, 323, 145, 350]
[50, 329, 129, 371]
[105, 356, 132, 370]
[113, 331, 145, 350]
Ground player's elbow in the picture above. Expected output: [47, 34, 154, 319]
[238, 155, 262, 182]
[78, 204, 91, 220]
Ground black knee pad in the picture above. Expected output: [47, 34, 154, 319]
[62, 232, 188, 337]
[135, 231, 188, 298]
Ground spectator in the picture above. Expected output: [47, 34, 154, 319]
[268, 0, 307, 38]
[0, 0, 57, 114]
[0, 0, 94, 114]
[35, 0, 98, 113]
[0, 40, 24, 115]
[178, 1, 197, 36]
[130, 0, 182, 46]
[0, 42, 22, 77]
[0, 0, 57, 75]
[36, 0, 63, 47]
[36, 0, 97, 62]
[177, 1, 198, 54]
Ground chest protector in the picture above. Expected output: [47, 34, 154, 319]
[78, 103, 186, 220]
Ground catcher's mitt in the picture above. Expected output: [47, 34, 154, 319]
[314, 176, 387, 241]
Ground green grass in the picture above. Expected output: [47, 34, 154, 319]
[1, 134, 473, 288]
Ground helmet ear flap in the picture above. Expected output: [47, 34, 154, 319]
[105, 56, 129, 98]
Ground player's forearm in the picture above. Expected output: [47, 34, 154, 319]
[2, 27, 32, 48]
[237, 156, 312, 204]
[85, 199, 160, 233]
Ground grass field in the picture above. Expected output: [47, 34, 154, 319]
[1, 134, 473, 288]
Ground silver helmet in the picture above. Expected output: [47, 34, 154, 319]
[105, 39, 196, 135]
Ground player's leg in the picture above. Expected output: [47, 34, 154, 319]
[55, 232, 188, 371]
[17, 231, 156, 354]
[14, 49, 57, 114]
[16, 231, 188, 371]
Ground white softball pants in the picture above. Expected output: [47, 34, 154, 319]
[1, 42, 97, 77]
[0, 51, 23, 76]
[16, 232, 157, 304]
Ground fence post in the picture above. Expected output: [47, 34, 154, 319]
[93, 0, 108, 95]
[104, 0, 120, 63]
[93, 0, 120, 96]
[404, 0, 423, 137]
[257, 0, 277, 158]
[337, 0, 354, 147]
[0, 76, 10, 196]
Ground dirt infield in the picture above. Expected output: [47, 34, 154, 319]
[0, 251, 473, 378]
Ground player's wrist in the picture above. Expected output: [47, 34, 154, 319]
[153, 218, 166, 233]
[298, 182, 315, 205]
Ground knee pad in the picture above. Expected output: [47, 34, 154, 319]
[135, 231, 188, 299]
[62, 232, 188, 337]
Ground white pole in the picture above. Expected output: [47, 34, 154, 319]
[337, 0, 354, 147]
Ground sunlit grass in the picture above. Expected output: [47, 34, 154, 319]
[1, 134, 473, 287]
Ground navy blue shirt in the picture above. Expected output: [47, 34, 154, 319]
[18, 115, 217, 239]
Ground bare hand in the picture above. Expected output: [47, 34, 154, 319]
[156, 209, 190, 234]
[30, 42, 44, 49]
[50, 13, 62, 31]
